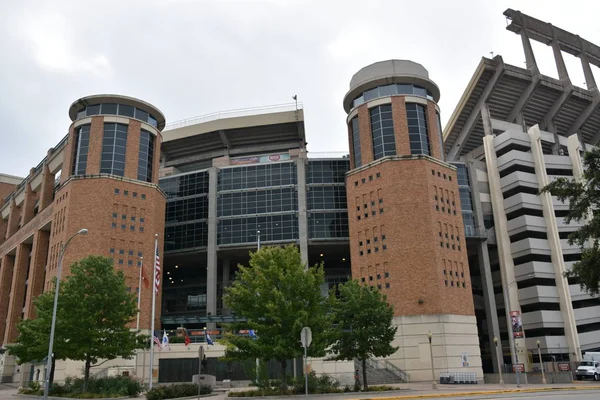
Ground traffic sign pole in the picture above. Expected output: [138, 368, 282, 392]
[300, 327, 312, 399]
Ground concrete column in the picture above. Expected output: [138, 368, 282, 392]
[482, 135, 530, 370]
[0, 218, 7, 245]
[4, 243, 31, 343]
[206, 167, 218, 328]
[468, 162, 501, 372]
[5, 199, 21, 239]
[24, 230, 50, 319]
[528, 125, 581, 361]
[521, 30, 538, 71]
[221, 258, 230, 316]
[551, 39, 570, 82]
[0, 254, 16, 344]
[481, 105, 493, 136]
[579, 47, 598, 91]
[39, 164, 55, 210]
[296, 158, 309, 266]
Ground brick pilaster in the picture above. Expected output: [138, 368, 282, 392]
[24, 230, 50, 320]
[0, 254, 15, 344]
[4, 243, 31, 343]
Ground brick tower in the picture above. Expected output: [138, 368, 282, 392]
[49, 95, 167, 330]
[343, 60, 483, 381]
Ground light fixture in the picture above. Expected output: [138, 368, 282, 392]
[167, 271, 170, 275]
[493, 337, 498, 344]
[175, 265, 179, 269]
[342, 258, 346, 261]
[320, 253, 323, 257]
[181, 279, 183, 282]
[427, 331, 432, 340]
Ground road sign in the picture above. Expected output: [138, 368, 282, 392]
[198, 345, 205, 361]
[301, 327, 312, 348]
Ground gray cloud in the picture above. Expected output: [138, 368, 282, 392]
[1, 0, 599, 177]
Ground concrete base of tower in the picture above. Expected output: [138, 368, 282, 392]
[381, 314, 483, 383]
[0, 352, 17, 383]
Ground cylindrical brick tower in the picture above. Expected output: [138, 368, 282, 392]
[46, 95, 167, 330]
[343, 60, 483, 381]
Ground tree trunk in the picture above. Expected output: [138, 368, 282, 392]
[280, 359, 287, 390]
[362, 358, 368, 390]
[49, 357, 56, 386]
[83, 357, 91, 392]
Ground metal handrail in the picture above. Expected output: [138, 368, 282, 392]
[165, 102, 303, 130]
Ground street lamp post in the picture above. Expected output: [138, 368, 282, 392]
[493, 337, 504, 386]
[427, 331, 437, 389]
[43, 228, 88, 400]
[536, 340, 547, 384]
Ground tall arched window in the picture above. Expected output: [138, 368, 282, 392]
[71, 124, 90, 176]
[351, 117, 362, 168]
[370, 105, 396, 160]
[138, 130, 155, 182]
[100, 123, 128, 176]
[406, 103, 430, 156]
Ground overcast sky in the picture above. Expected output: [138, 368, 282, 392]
[1, 0, 599, 178]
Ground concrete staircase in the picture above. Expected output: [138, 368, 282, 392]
[354, 359, 409, 385]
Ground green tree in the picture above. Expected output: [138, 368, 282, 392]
[328, 279, 398, 389]
[221, 245, 333, 388]
[541, 147, 600, 295]
[6, 282, 71, 385]
[58, 256, 147, 390]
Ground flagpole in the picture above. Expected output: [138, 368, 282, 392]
[136, 257, 143, 331]
[255, 231, 260, 384]
[149, 234, 159, 390]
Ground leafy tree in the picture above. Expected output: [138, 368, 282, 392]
[221, 245, 333, 388]
[328, 279, 398, 389]
[6, 281, 71, 385]
[541, 147, 600, 295]
[58, 256, 148, 390]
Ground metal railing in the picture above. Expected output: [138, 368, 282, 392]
[307, 152, 350, 159]
[165, 102, 303, 131]
[464, 225, 489, 239]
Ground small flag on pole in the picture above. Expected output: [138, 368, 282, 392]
[184, 333, 191, 347]
[153, 335, 162, 352]
[141, 265, 150, 289]
[162, 331, 170, 351]
[249, 330, 257, 340]
[154, 243, 161, 294]
[206, 332, 214, 346]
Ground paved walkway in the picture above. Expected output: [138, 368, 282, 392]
[2, 381, 599, 400]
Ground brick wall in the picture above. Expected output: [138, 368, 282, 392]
[346, 158, 474, 317]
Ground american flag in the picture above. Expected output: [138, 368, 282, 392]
[153, 335, 162, 352]
[154, 244, 160, 294]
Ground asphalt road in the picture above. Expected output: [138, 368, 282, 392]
[444, 389, 600, 400]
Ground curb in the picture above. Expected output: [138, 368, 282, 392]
[349, 385, 600, 400]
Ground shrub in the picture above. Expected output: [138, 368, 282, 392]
[229, 372, 343, 397]
[48, 376, 143, 398]
[145, 383, 212, 400]
[365, 385, 397, 392]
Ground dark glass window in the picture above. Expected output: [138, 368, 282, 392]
[217, 214, 299, 245]
[308, 212, 349, 239]
[370, 105, 396, 160]
[218, 187, 298, 217]
[351, 117, 361, 168]
[100, 123, 128, 176]
[307, 160, 349, 184]
[86, 104, 100, 115]
[101, 103, 118, 114]
[159, 171, 209, 199]
[135, 108, 149, 123]
[71, 124, 90, 176]
[406, 103, 430, 156]
[218, 162, 297, 191]
[165, 222, 209, 252]
[166, 196, 209, 223]
[118, 105, 135, 117]
[138, 130, 155, 182]
[455, 163, 470, 186]
[307, 186, 347, 210]
[436, 112, 444, 160]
